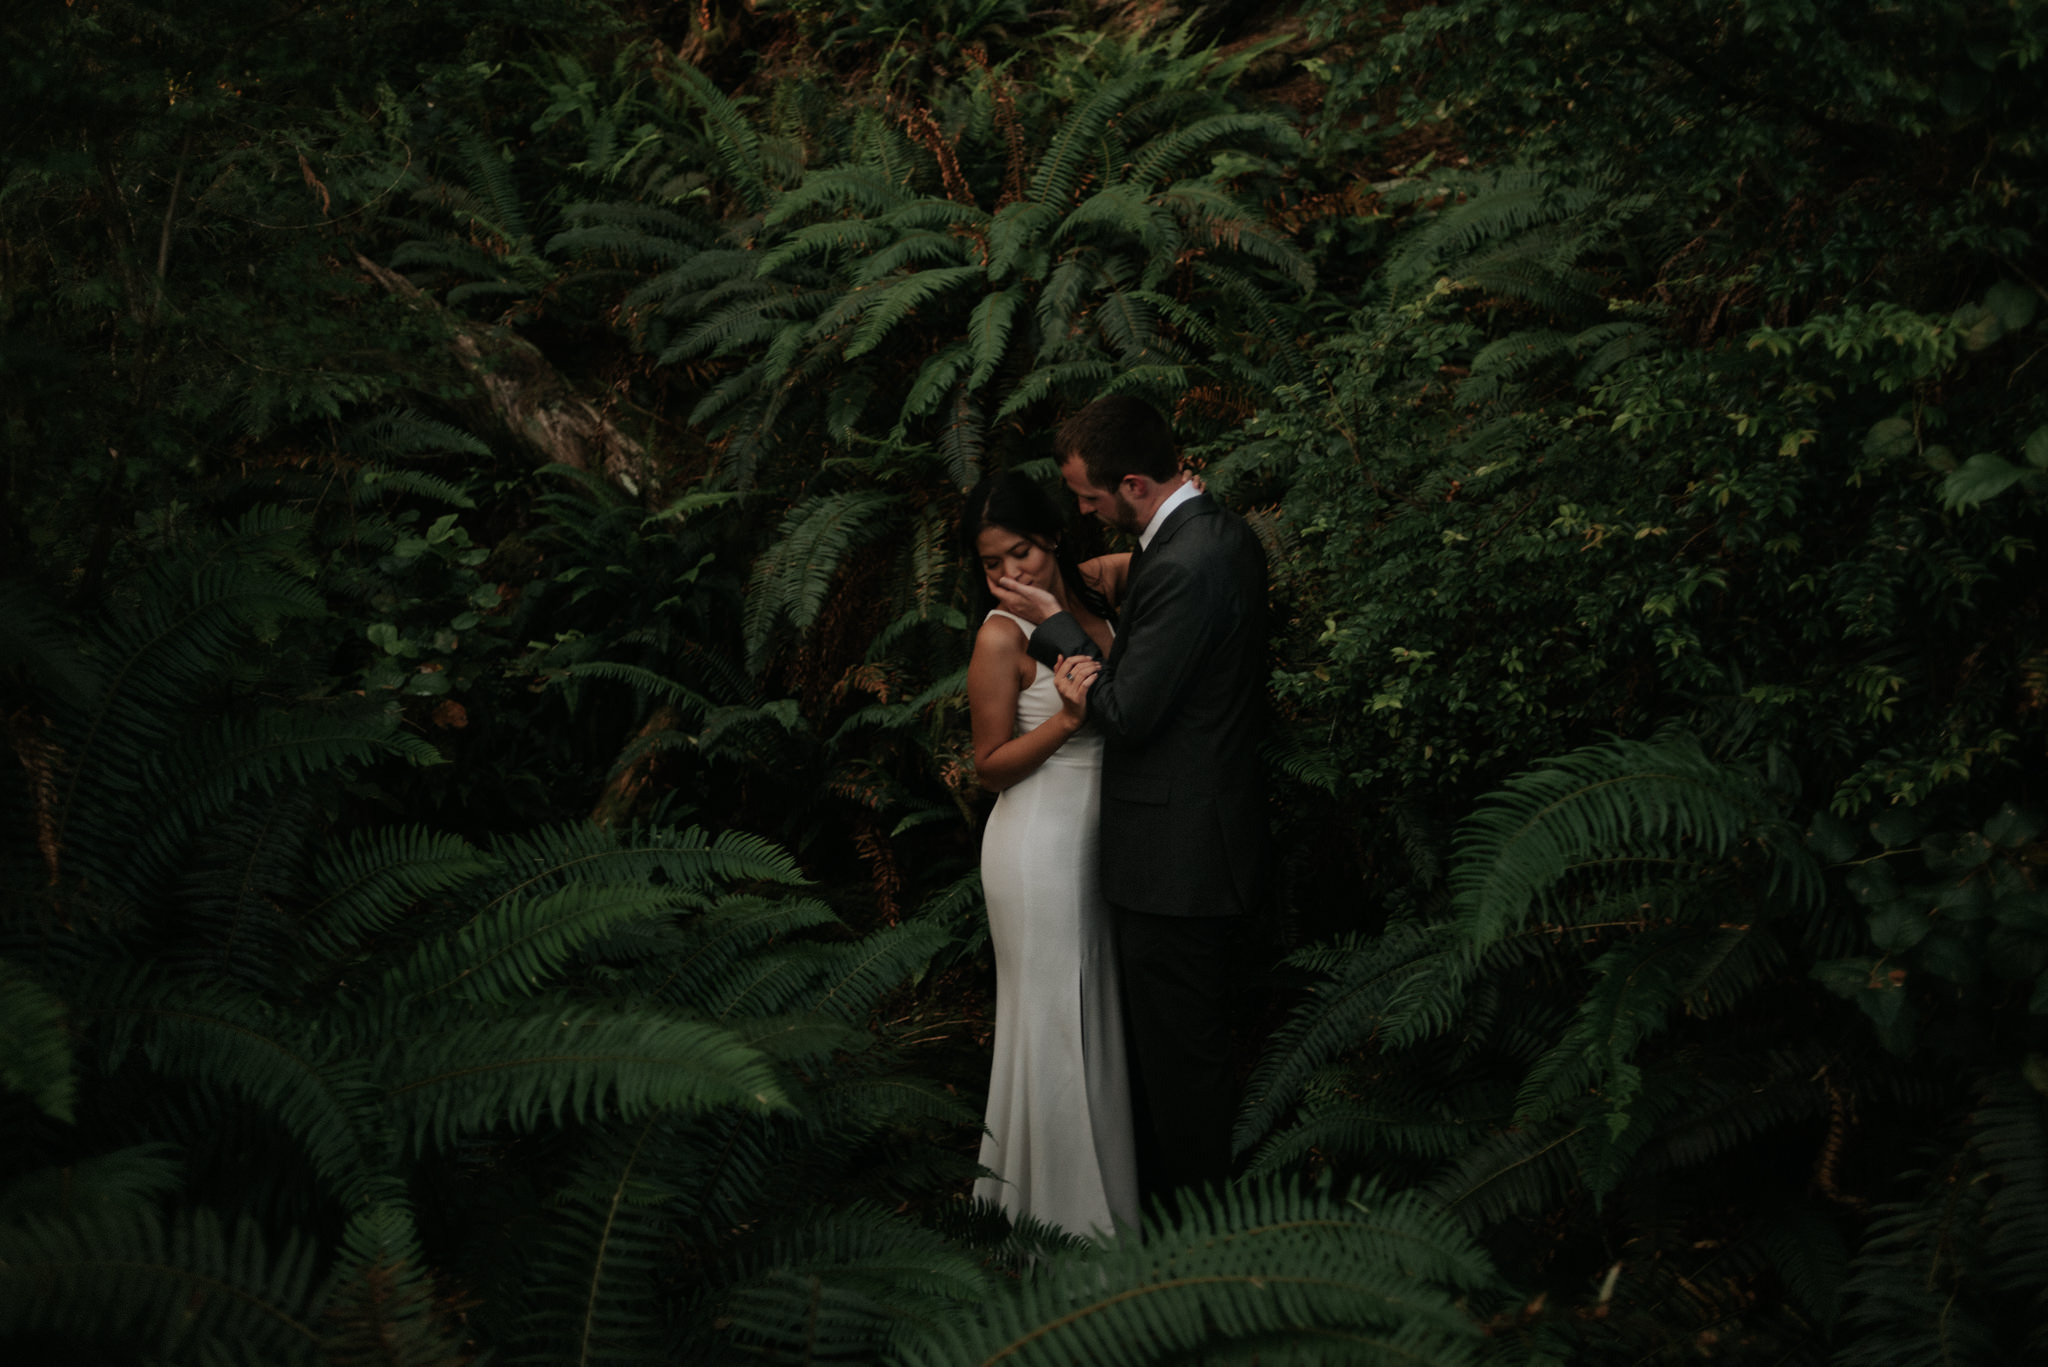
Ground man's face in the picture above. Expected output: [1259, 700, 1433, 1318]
[1060, 453, 1144, 535]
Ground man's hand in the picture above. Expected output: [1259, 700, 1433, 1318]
[993, 575, 1061, 625]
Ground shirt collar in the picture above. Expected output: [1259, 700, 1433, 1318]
[1138, 480, 1201, 551]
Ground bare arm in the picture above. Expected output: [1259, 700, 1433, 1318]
[967, 617, 1087, 792]
[1080, 552, 1133, 610]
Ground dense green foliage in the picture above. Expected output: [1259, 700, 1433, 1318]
[5, 1, 2047, 1363]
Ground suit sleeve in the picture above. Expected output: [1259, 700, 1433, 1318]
[1069, 554, 1220, 744]
[1024, 612, 1099, 669]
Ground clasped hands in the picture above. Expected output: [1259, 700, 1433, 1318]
[1053, 654, 1100, 719]
[992, 576, 1099, 719]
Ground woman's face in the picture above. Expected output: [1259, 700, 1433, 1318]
[976, 524, 1058, 599]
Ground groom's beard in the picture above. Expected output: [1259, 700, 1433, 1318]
[1110, 491, 1145, 536]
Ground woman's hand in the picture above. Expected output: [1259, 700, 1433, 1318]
[1054, 655, 1100, 722]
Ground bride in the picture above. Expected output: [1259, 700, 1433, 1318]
[962, 471, 1139, 1237]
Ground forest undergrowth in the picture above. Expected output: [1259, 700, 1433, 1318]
[4, 2, 2047, 1363]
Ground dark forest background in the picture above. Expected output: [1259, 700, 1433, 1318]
[4, 2, 2046, 1363]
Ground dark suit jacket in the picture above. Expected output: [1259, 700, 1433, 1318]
[1028, 493, 1269, 917]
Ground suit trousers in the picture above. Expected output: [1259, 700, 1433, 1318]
[1114, 907, 1241, 1215]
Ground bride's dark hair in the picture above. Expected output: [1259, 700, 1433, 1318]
[960, 471, 1114, 622]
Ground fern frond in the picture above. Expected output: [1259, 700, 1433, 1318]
[986, 201, 1058, 281]
[379, 884, 682, 1006]
[0, 1144, 184, 1224]
[753, 217, 889, 276]
[1130, 112, 1302, 184]
[1426, 1117, 1589, 1229]
[649, 892, 840, 1009]
[1384, 167, 1612, 297]
[513, 1115, 680, 1366]
[896, 1176, 1498, 1367]
[1030, 76, 1144, 208]
[484, 822, 808, 905]
[721, 1203, 990, 1363]
[901, 341, 975, 418]
[670, 63, 771, 212]
[119, 711, 439, 899]
[1093, 288, 1164, 364]
[1447, 735, 1817, 943]
[557, 661, 717, 718]
[663, 286, 800, 363]
[383, 1003, 788, 1153]
[549, 200, 707, 264]
[883, 198, 990, 234]
[1636, 1045, 1829, 1174]
[0, 1206, 323, 1362]
[994, 359, 1116, 420]
[0, 957, 76, 1122]
[458, 130, 532, 246]
[842, 265, 984, 360]
[762, 166, 911, 229]
[1233, 921, 1472, 1153]
[173, 787, 319, 991]
[1513, 925, 1733, 1131]
[98, 977, 383, 1206]
[743, 490, 905, 670]
[851, 229, 975, 287]
[1057, 184, 1180, 267]
[939, 385, 987, 486]
[298, 827, 491, 969]
[964, 288, 1023, 390]
[342, 409, 490, 465]
[319, 1201, 470, 1367]
[706, 920, 949, 1024]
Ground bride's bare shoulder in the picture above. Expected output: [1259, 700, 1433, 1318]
[969, 612, 1035, 696]
[972, 612, 1031, 669]
[975, 611, 1028, 649]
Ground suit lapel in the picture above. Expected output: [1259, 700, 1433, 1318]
[1113, 495, 1210, 659]
[1144, 494, 1211, 555]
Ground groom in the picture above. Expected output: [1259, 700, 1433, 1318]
[992, 396, 1268, 1210]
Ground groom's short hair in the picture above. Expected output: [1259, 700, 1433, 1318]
[1057, 397, 1178, 489]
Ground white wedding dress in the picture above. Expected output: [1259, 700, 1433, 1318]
[973, 610, 1140, 1238]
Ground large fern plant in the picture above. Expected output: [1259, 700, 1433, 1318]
[557, 27, 1313, 485]
[0, 503, 972, 1364]
[1239, 733, 2048, 1363]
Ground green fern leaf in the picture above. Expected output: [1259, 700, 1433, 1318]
[762, 166, 910, 229]
[987, 201, 1058, 282]
[753, 217, 887, 276]
[100, 977, 384, 1206]
[842, 265, 983, 360]
[0, 1144, 184, 1225]
[743, 490, 904, 670]
[320, 1201, 470, 1367]
[1030, 76, 1144, 207]
[994, 359, 1116, 420]
[1129, 112, 1302, 184]
[897, 1177, 1497, 1367]
[380, 884, 683, 1006]
[670, 63, 772, 212]
[1448, 736, 1817, 943]
[512, 1116, 679, 1366]
[852, 229, 975, 287]
[655, 894, 842, 1007]
[299, 827, 491, 968]
[383, 1004, 788, 1152]
[900, 341, 974, 419]
[0, 1206, 323, 1361]
[0, 958, 75, 1122]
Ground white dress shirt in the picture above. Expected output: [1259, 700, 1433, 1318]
[1138, 480, 1201, 551]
